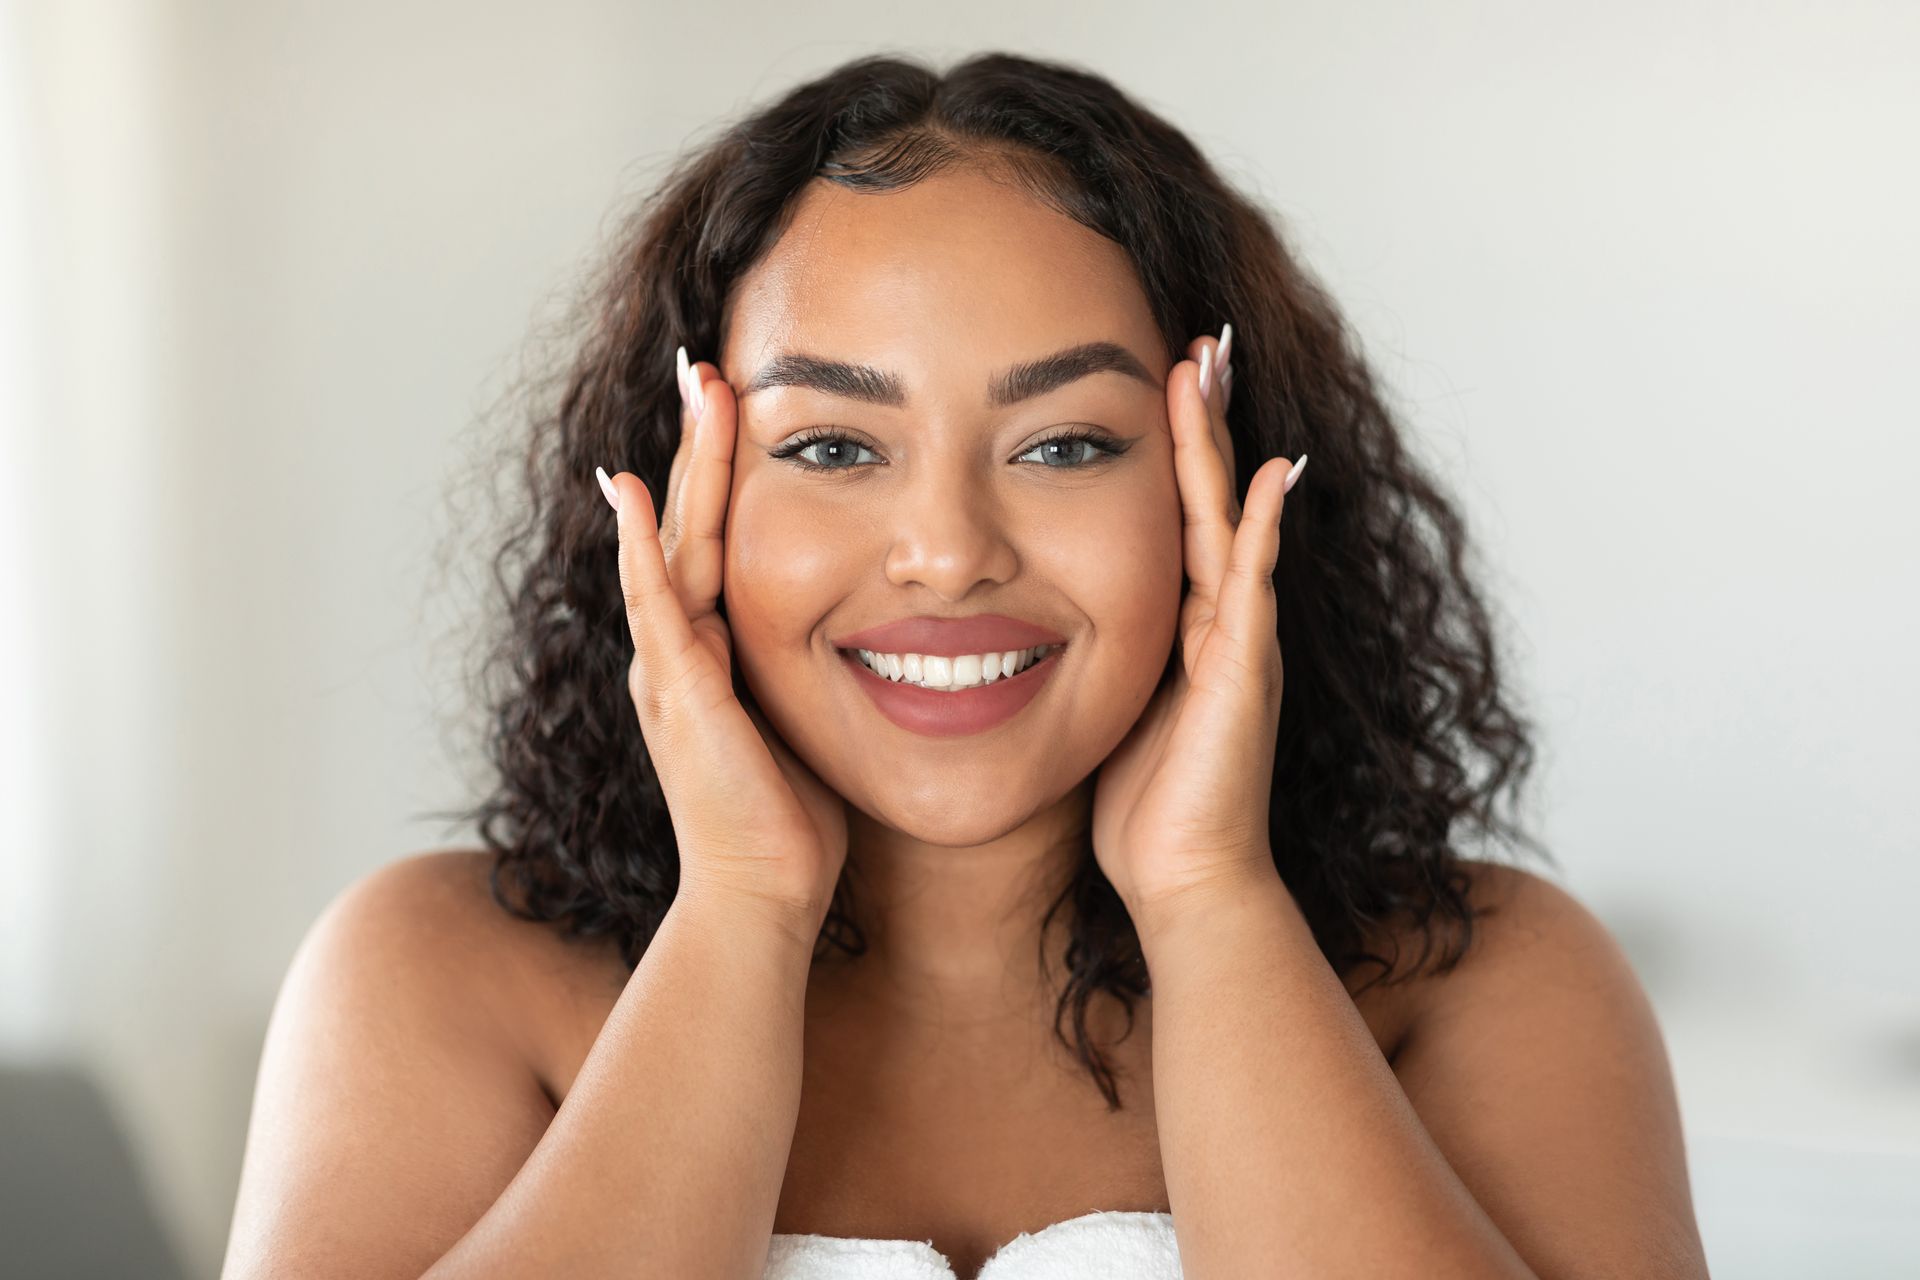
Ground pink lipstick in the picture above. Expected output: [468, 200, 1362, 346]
[837, 643, 1065, 737]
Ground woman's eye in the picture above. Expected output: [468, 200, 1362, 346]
[1014, 432, 1126, 468]
[771, 428, 1128, 473]
[784, 436, 877, 470]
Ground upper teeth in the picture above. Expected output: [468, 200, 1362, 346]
[853, 645, 1054, 690]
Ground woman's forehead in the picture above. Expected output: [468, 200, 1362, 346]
[723, 172, 1161, 376]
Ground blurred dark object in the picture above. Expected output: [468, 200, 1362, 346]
[0, 1061, 189, 1280]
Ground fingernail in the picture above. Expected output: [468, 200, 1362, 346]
[1216, 321, 1233, 370]
[689, 369, 707, 421]
[596, 465, 621, 513]
[675, 344, 691, 406]
[1220, 364, 1234, 407]
[1283, 454, 1308, 494]
[1198, 343, 1214, 403]
[676, 344, 708, 418]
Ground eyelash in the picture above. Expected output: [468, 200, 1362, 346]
[769, 425, 1132, 473]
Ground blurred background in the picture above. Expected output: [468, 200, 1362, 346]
[3, 1, 1916, 1276]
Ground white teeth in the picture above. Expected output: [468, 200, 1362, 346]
[853, 645, 1056, 691]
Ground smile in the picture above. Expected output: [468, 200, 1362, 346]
[836, 643, 1065, 737]
[846, 644, 1057, 691]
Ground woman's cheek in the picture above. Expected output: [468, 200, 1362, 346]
[1111, 519, 1184, 694]
[722, 479, 848, 691]
[1058, 468, 1182, 650]
[1062, 471, 1183, 735]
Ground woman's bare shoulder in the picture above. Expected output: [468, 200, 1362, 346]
[1358, 856, 1580, 970]
[357, 846, 624, 947]
[1343, 858, 1588, 1053]
[1372, 860, 1706, 1274]
[1444, 857, 1603, 965]
[331, 849, 544, 982]
[1373, 856, 1655, 1054]
[227, 851, 574, 1276]
[351, 847, 630, 1054]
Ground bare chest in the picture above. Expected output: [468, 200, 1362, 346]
[770, 986, 1168, 1280]
[526, 946, 1412, 1280]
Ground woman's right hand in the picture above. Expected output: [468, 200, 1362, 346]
[597, 347, 848, 938]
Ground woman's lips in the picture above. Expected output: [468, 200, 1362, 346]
[830, 613, 1067, 656]
[837, 645, 1064, 737]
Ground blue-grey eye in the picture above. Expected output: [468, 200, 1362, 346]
[769, 431, 880, 471]
[1019, 437, 1097, 467]
[773, 425, 1128, 474]
[794, 438, 876, 469]
[1015, 429, 1127, 469]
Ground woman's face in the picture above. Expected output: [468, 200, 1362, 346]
[718, 166, 1184, 845]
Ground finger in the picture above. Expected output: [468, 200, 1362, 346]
[1170, 331, 1238, 605]
[659, 343, 700, 552]
[1211, 452, 1298, 669]
[661, 354, 735, 625]
[1187, 328, 1239, 505]
[604, 469, 704, 686]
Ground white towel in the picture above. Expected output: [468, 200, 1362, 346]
[762, 1209, 1182, 1280]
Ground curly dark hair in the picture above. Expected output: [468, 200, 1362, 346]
[428, 49, 1552, 1112]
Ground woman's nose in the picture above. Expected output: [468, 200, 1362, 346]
[881, 475, 1021, 599]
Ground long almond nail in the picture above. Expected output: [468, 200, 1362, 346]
[1198, 344, 1214, 403]
[1217, 321, 1233, 370]
[681, 350, 706, 418]
[596, 465, 621, 513]
[1283, 454, 1309, 493]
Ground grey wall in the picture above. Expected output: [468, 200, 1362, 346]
[4, 1, 1916, 1275]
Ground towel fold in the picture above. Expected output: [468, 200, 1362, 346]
[762, 1209, 1182, 1280]
[764, 1231, 956, 1280]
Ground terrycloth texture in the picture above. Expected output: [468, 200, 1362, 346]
[762, 1209, 1182, 1280]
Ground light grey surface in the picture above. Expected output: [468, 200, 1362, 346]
[1689, 1134, 1920, 1278]
[3, 2, 1916, 1276]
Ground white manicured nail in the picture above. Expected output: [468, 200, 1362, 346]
[685, 354, 707, 417]
[1283, 454, 1309, 493]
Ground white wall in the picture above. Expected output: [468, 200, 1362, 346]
[5, 1, 1916, 1275]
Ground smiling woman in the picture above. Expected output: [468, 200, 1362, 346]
[223, 49, 1709, 1280]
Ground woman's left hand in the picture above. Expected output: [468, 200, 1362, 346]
[1091, 328, 1306, 921]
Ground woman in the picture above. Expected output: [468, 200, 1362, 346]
[223, 51, 1710, 1280]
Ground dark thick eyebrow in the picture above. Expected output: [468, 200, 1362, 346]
[738, 340, 1158, 408]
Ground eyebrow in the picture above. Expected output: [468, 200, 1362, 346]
[738, 340, 1158, 408]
